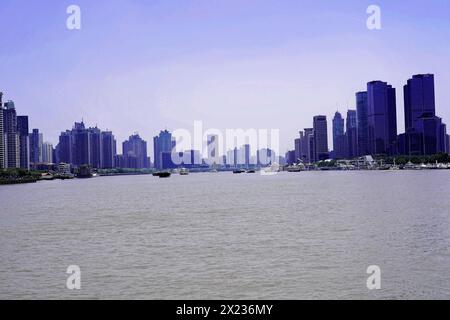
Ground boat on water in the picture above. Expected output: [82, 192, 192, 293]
[152, 171, 171, 178]
[403, 161, 417, 170]
[180, 168, 189, 175]
[158, 172, 171, 178]
[233, 169, 245, 174]
[246, 169, 256, 173]
[56, 173, 75, 180]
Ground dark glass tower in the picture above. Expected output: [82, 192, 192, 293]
[346, 110, 358, 159]
[101, 131, 116, 169]
[17, 116, 30, 170]
[313, 115, 329, 161]
[356, 91, 369, 156]
[403, 74, 446, 156]
[367, 81, 397, 156]
[404, 74, 435, 131]
[29, 128, 43, 165]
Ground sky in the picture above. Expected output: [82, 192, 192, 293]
[1, 0, 450, 155]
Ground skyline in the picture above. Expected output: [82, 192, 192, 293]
[2, 71, 448, 159]
[1, 0, 450, 153]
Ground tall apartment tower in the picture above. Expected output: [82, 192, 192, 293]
[153, 130, 173, 170]
[29, 129, 43, 165]
[346, 110, 358, 159]
[313, 115, 329, 161]
[17, 116, 30, 170]
[0, 92, 5, 169]
[3, 100, 20, 168]
[332, 111, 346, 159]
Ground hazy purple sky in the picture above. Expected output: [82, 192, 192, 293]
[1, 0, 450, 153]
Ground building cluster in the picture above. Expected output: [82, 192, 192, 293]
[153, 131, 277, 170]
[286, 74, 450, 164]
[0, 92, 53, 170]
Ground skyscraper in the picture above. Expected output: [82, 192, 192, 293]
[298, 128, 315, 163]
[3, 100, 20, 168]
[294, 135, 301, 162]
[29, 128, 43, 165]
[346, 110, 358, 159]
[0, 92, 5, 169]
[89, 127, 102, 169]
[73, 121, 91, 166]
[58, 131, 73, 165]
[207, 134, 220, 165]
[404, 74, 436, 131]
[367, 81, 398, 156]
[356, 91, 369, 156]
[244, 144, 251, 167]
[153, 130, 173, 170]
[313, 115, 329, 161]
[332, 111, 346, 159]
[101, 131, 116, 169]
[123, 134, 148, 169]
[17, 116, 30, 170]
[403, 74, 447, 156]
[42, 142, 54, 163]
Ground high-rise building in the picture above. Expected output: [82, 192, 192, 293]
[153, 130, 173, 170]
[3, 100, 20, 168]
[367, 81, 398, 156]
[89, 127, 102, 169]
[403, 74, 447, 156]
[73, 121, 91, 166]
[313, 115, 329, 161]
[123, 134, 148, 169]
[447, 134, 450, 155]
[332, 111, 346, 159]
[17, 116, 30, 170]
[29, 129, 43, 165]
[0, 92, 5, 169]
[207, 134, 220, 165]
[285, 150, 296, 165]
[356, 91, 369, 156]
[404, 74, 436, 132]
[244, 144, 251, 167]
[101, 131, 116, 169]
[42, 142, 54, 163]
[298, 128, 315, 163]
[294, 135, 301, 162]
[346, 110, 358, 159]
[58, 131, 73, 165]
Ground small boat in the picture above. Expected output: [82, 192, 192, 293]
[233, 169, 245, 174]
[180, 168, 189, 175]
[157, 172, 171, 178]
[246, 169, 256, 173]
[152, 171, 171, 178]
